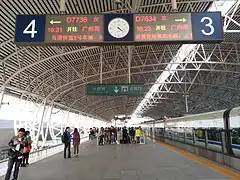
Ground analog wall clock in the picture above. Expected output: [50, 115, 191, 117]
[108, 17, 130, 39]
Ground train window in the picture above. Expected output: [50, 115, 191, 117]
[195, 128, 204, 139]
[185, 128, 194, 145]
[206, 128, 223, 153]
[231, 128, 240, 145]
[194, 128, 206, 148]
[155, 128, 164, 137]
[231, 128, 240, 158]
[207, 128, 222, 142]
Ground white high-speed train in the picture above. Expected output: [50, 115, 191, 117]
[143, 106, 240, 158]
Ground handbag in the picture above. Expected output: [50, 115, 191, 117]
[7, 148, 21, 158]
[8, 148, 17, 157]
[23, 146, 31, 153]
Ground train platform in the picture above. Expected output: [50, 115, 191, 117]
[1, 138, 239, 180]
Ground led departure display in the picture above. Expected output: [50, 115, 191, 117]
[45, 15, 103, 43]
[15, 12, 223, 45]
[134, 13, 193, 42]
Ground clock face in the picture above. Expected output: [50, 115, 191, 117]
[108, 18, 130, 39]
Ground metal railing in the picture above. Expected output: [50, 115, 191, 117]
[0, 143, 62, 163]
[0, 136, 89, 177]
[153, 129, 240, 159]
[0, 136, 88, 162]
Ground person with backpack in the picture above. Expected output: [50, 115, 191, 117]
[72, 128, 80, 157]
[5, 128, 27, 180]
[62, 127, 72, 158]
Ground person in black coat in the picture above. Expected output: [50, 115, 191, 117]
[122, 127, 128, 143]
[5, 128, 26, 180]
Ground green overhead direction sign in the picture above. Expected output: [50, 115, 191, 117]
[86, 84, 144, 96]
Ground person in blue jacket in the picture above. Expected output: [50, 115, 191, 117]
[63, 127, 72, 158]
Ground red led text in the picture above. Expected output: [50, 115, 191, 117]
[66, 16, 88, 23]
[135, 15, 157, 22]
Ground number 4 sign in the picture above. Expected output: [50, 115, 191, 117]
[191, 12, 224, 41]
[23, 20, 38, 38]
[15, 15, 46, 43]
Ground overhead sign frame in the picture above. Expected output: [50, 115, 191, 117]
[14, 12, 224, 46]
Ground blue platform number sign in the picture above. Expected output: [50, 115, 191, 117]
[191, 12, 224, 41]
[15, 15, 46, 43]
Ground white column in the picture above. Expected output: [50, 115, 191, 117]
[128, 46, 132, 83]
[185, 95, 189, 113]
[100, 47, 103, 84]
[171, 0, 177, 12]
[60, 0, 66, 13]
[35, 101, 47, 148]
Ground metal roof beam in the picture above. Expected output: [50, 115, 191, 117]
[132, 0, 239, 120]
[0, 46, 98, 91]
[29, 46, 240, 97]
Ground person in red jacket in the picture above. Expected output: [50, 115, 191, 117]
[72, 128, 80, 157]
[22, 131, 32, 167]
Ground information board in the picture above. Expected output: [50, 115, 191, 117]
[45, 15, 103, 43]
[15, 15, 103, 44]
[15, 12, 223, 45]
[86, 84, 144, 96]
[134, 13, 193, 42]
[134, 12, 224, 42]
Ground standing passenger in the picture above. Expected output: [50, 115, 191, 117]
[129, 127, 135, 143]
[63, 127, 71, 158]
[98, 127, 104, 145]
[72, 128, 80, 157]
[122, 127, 128, 143]
[5, 128, 26, 180]
[135, 127, 141, 143]
[22, 131, 32, 167]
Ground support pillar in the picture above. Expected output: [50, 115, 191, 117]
[100, 47, 103, 84]
[171, 0, 178, 12]
[185, 94, 189, 113]
[60, 0, 66, 14]
[35, 101, 47, 149]
[43, 104, 54, 145]
[152, 120, 155, 142]
[128, 46, 132, 83]
[0, 90, 5, 110]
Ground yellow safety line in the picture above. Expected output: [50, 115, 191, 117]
[148, 136, 240, 180]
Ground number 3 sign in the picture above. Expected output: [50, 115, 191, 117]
[191, 12, 224, 41]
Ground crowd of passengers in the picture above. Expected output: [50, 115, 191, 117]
[96, 126, 143, 145]
[3, 126, 143, 180]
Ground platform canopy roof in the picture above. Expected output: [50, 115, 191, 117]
[0, 0, 240, 121]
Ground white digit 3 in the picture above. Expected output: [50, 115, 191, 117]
[201, 17, 214, 36]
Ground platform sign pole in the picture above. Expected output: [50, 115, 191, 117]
[60, 0, 66, 13]
[171, 0, 178, 12]
[152, 120, 155, 142]
[185, 94, 189, 113]
[0, 89, 5, 110]
[100, 47, 103, 84]
[128, 46, 132, 84]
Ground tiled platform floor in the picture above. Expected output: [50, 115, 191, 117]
[0, 139, 229, 180]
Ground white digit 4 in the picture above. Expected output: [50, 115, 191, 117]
[23, 19, 37, 38]
[201, 17, 214, 36]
